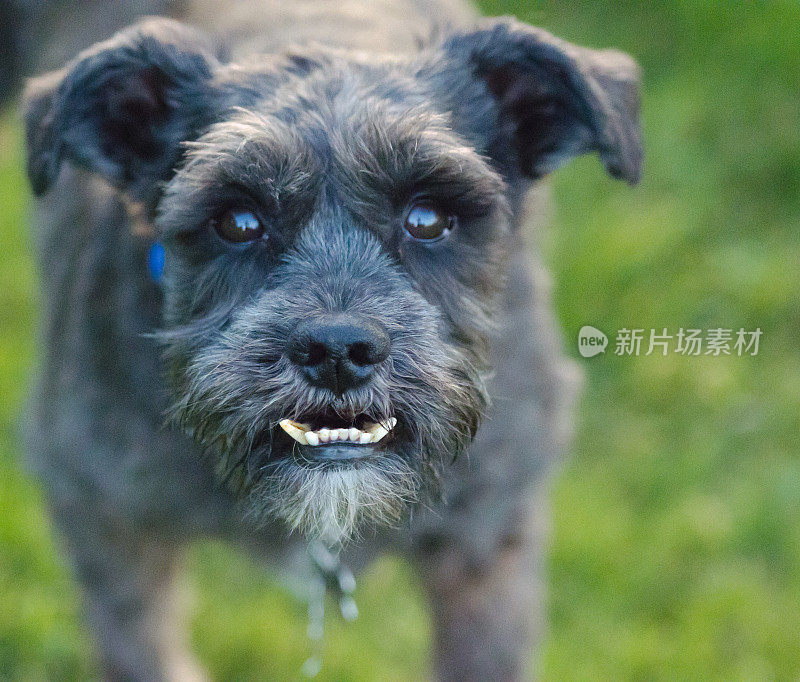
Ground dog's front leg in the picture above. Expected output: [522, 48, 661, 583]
[56, 512, 205, 682]
[417, 488, 549, 682]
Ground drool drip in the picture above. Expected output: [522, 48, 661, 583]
[302, 541, 359, 678]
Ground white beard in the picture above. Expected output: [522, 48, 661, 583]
[250, 456, 420, 544]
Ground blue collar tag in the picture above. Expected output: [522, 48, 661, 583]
[148, 241, 166, 283]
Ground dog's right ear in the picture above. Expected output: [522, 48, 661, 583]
[23, 17, 221, 201]
[428, 18, 642, 185]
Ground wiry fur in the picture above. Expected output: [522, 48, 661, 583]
[160, 213, 490, 540]
[252, 456, 420, 543]
[18, 2, 641, 679]
[152, 97, 502, 540]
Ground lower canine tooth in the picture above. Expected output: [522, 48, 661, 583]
[280, 419, 309, 432]
[370, 425, 388, 441]
[365, 417, 397, 440]
[279, 420, 308, 445]
[366, 418, 397, 433]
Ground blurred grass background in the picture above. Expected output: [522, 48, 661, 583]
[1, 1, 799, 679]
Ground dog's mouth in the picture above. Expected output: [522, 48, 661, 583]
[279, 416, 397, 446]
[274, 410, 400, 465]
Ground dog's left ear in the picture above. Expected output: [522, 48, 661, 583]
[23, 17, 221, 201]
[431, 18, 642, 184]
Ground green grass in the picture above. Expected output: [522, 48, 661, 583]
[1, 1, 799, 679]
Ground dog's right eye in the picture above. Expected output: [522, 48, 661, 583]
[213, 209, 265, 243]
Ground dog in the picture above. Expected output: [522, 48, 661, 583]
[19, 0, 641, 678]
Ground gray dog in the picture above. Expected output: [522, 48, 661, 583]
[19, 0, 641, 678]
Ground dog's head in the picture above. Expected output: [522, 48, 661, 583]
[24, 17, 641, 542]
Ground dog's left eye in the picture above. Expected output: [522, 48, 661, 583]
[214, 209, 265, 243]
[404, 203, 454, 242]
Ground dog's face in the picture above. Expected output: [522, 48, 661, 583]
[24, 18, 641, 542]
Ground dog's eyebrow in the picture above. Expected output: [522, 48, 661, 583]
[155, 136, 321, 245]
[181, 111, 321, 193]
[329, 107, 506, 216]
[157, 113, 322, 236]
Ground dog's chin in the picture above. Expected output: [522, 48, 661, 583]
[246, 452, 420, 545]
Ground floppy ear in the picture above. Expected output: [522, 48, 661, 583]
[433, 18, 643, 184]
[23, 17, 221, 201]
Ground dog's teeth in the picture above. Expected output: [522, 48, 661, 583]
[280, 418, 310, 432]
[280, 417, 397, 446]
[279, 419, 308, 445]
[371, 425, 389, 441]
[365, 418, 397, 433]
[364, 418, 396, 442]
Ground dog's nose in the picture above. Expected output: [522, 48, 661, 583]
[287, 315, 390, 393]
